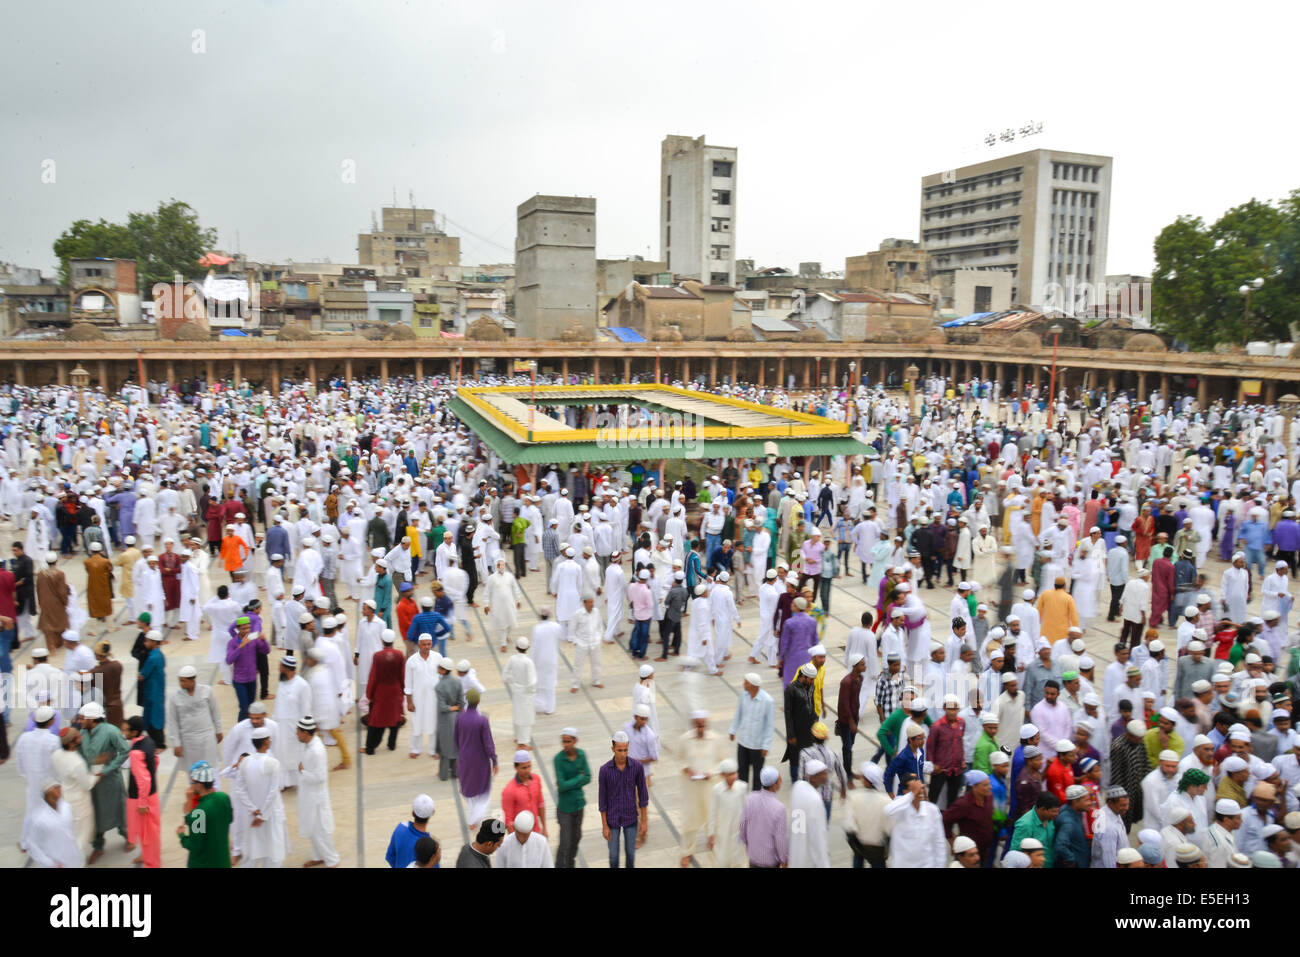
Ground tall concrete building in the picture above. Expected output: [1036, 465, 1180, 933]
[660, 134, 737, 286]
[358, 206, 460, 279]
[919, 149, 1111, 307]
[515, 195, 597, 340]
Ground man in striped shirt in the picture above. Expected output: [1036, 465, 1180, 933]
[598, 731, 649, 868]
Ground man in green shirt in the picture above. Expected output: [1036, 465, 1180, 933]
[178, 761, 232, 867]
[79, 705, 131, 865]
[1011, 792, 1061, 867]
[553, 728, 591, 869]
[510, 514, 530, 579]
[972, 713, 1001, 773]
[877, 698, 932, 762]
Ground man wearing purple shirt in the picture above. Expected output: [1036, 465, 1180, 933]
[778, 597, 818, 686]
[226, 615, 270, 721]
[598, 730, 649, 868]
[739, 765, 788, 867]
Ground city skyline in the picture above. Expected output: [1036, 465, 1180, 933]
[2, 0, 1297, 280]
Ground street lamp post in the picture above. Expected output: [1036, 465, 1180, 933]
[1240, 277, 1265, 346]
[1047, 323, 1063, 430]
[70, 364, 90, 419]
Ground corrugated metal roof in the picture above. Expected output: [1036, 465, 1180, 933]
[751, 315, 801, 333]
[643, 285, 700, 299]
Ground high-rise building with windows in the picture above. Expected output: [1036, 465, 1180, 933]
[919, 149, 1111, 307]
[660, 134, 737, 286]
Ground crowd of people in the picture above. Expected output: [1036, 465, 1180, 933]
[2, 365, 1299, 871]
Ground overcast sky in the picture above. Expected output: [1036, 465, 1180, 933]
[2, 0, 1296, 279]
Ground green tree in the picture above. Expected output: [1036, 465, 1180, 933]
[52, 199, 217, 293]
[1152, 192, 1300, 349]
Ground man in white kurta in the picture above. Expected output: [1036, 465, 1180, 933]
[26, 784, 83, 869]
[753, 571, 780, 665]
[178, 552, 201, 640]
[354, 601, 386, 694]
[530, 613, 562, 714]
[271, 656, 312, 789]
[483, 560, 523, 649]
[15, 711, 60, 853]
[236, 732, 288, 867]
[1221, 554, 1250, 623]
[404, 638, 442, 757]
[884, 780, 948, 867]
[498, 810, 554, 868]
[787, 766, 831, 868]
[501, 637, 538, 746]
[550, 549, 584, 637]
[603, 555, 627, 643]
[568, 596, 604, 691]
[307, 647, 347, 768]
[708, 759, 750, 867]
[710, 572, 738, 663]
[296, 720, 340, 867]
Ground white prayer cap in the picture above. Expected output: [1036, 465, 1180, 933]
[412, 794, 435, 818]
[638, 664, 654, 678]
[560, 727, 579, 740]
[1215, 798, 1243, 816]
[952, 836, 977, 854]
[612, 731, 630, 745]
[44, 551, 57, 564]
[33, 705, 55, 723]
[744, 672, 763, 686]
[690, 709, 709, 721]
[370, 547, 385, 558]
[719, 758, 739, 774]
[1020, 723, 1039, 738]
[848, 652, 865, 667]
[860, 763, 884, 788]
[298, 612, 314, 625]
[808, 644, 826, 657]
[903, 721, 926, 739]
[1003, 850, 1031, 868]
[251, 727, 272, 740]
[515, 637, 530, 651]
[804, 759, 828, 777]
[760, 766, 780, 787]
[145, 630, 162, 641]
[379, 629, 395, 644]
[363, 599, 378, 610]
[633, 703, 652, 718]
[79, 702, 105, 720]
[1021, 588, 1035, 600]
[514, 811, 535, 834]
[1126, 719, 1148, 737]
[320, 616, 338, 631]
[799, 662, 818, 678]
[248, 702, 268, 715]
[178, 665, 198, 679]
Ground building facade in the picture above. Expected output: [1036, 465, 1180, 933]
[514, 194, 597, 340]
[660, 134, 737, 286]
[69, 258, 141, 326]
[845, 239, 934, 297]
[919, 149, 1112, 307]
[358, 206, 461, 278]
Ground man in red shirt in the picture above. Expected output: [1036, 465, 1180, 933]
[926, 694, 967, 809]
[1045, 740, 1078, 804]
[501, 749, 547, 837]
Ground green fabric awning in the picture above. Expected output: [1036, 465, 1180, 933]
[450, 398, 873, 465]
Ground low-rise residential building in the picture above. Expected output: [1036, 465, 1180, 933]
[69, 258, 141, 325]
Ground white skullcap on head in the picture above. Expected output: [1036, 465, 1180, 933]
[177, 665, 198, 678]
[513, 810, 535, 833]
[612, 730, 630, 744]
[760, 766, 779, 787]
[744, 672, 762, 686]
[803, 759, 828, 776]
[412, 793, 435, 818]
[799, 662, 818, 677]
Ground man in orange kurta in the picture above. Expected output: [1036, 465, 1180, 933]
[84, 546, 115, 621]
[1035, 576, 1080, 643]
[220, 526, 249, 574]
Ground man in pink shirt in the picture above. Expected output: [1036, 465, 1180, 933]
[626, 568, 655, 660]
[799, 530, 825, 593]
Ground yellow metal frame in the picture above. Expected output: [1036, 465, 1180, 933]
[458, 383, 849, 445]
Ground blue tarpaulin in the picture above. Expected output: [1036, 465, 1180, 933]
[602, 326, 647, 343]
[940, 312, 996, 328]
[220, 329, 249, 336]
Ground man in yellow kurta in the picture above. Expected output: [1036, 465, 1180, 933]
[113, 537, 142, 620]
[1035, 576, 1079, 644]
[1030, 490, 1047, 536]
